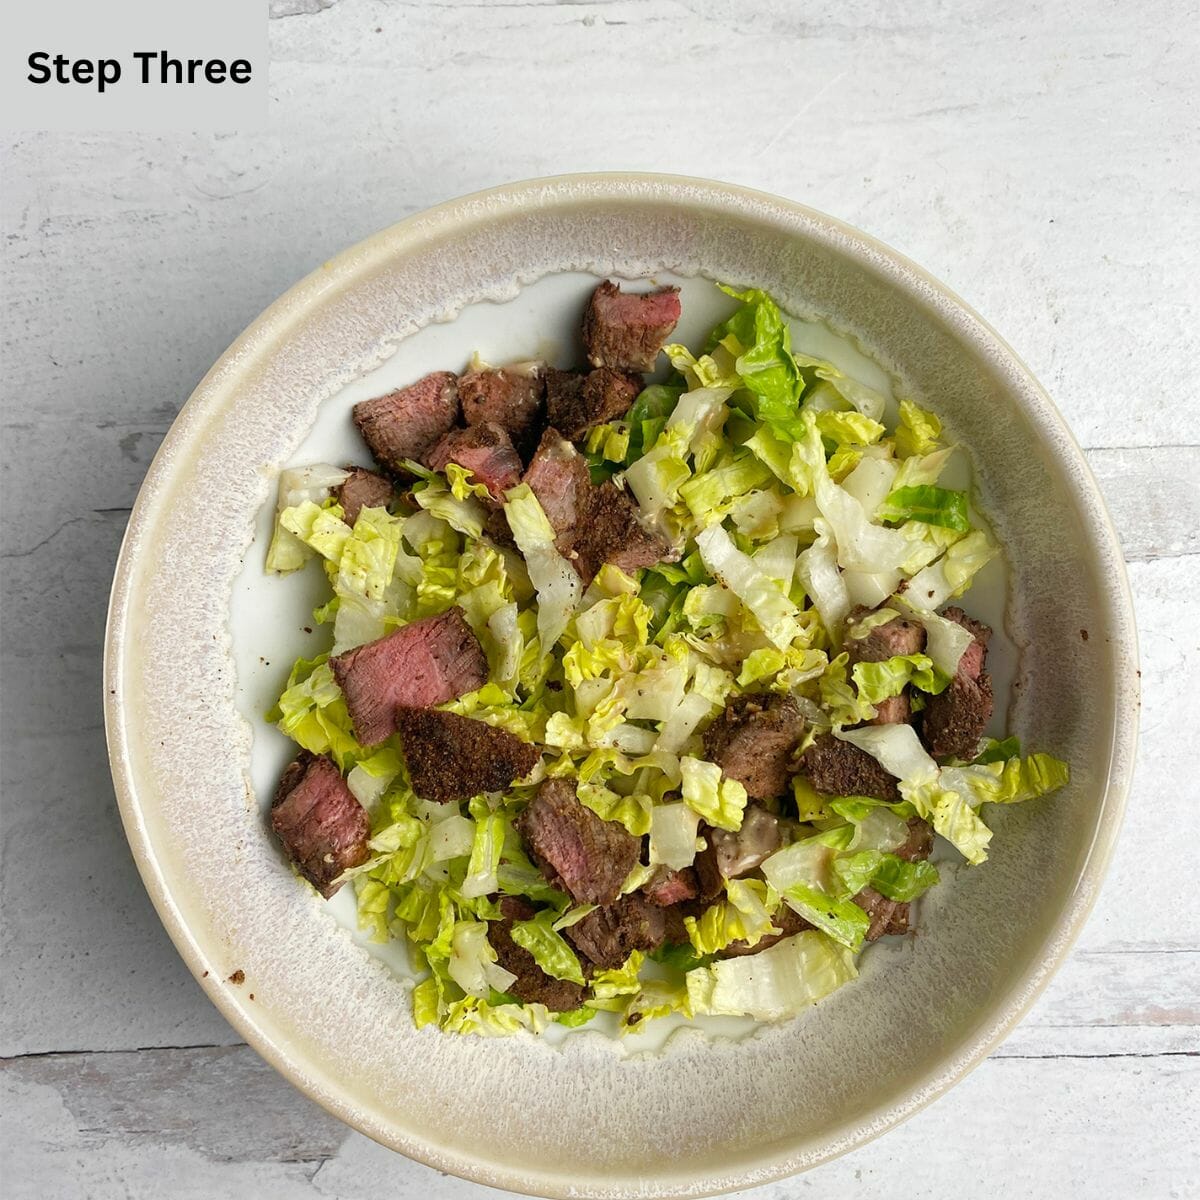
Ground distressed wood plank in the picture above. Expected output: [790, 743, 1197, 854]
[3, 1045, 1195, 1198]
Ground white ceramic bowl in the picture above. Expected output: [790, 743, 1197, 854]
[104, 174, 1137, 1198]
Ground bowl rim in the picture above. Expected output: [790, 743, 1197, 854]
[104, 171, 1138, 1198]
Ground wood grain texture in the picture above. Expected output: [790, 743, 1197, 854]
[1, 0, 1197, 1194]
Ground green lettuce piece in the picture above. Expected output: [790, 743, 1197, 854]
[869, 854, 940, 901]
[444, 462, 492, 502]
[272, 655, 362, 768]
[460, 806, 507, 899]
[266, 465, 352, 573]
[973, 736, 1022, 765]
[679, 454, 774, 524]
[280, 500, 352, 563]
[588, 951, 645, 1003]
[510, 911, 586, 985]
[334, 505, 406, 603]
[576, 782, 653, 836]
[620, 978, 693, 1032]
[625, 385, 683, 462]
[851, 653, 948, 704]
[441, 995, 554, 1036]
[945, 753, 1070, 806]
[503, 484, 582, 655]
[556, 1006, 598, 1028]
[894, 398, 943, 457]
[695, 522, 801, 650]
[685, 879, 781, 955]
[814, 410, 887, 447]
[680, 756, 748, 831]
[686, 930, 858, 1020]
[650, 942, 713, 973]
[878, 485, 971, 532]
[585, 422, 631, 467]
[412, 476, 487, 540]
[780, 884, 871, 951]
[907, 529, 999, 609]
[648, 802, 702, 870]
[711, 284, 804, 437]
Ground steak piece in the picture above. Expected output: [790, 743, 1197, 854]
[488, 914, 587, 1012]
[459, 367, 544, 454]
[845, 604, 927, 726]
[570, 480, 672, 585]
[483, 507, 516, 549]
[424, 422, 523, 503]
[702, 695, 805, 800]
[546, 366, 641, 441]
[642, 866, 698, 907]
[854, 887, 911, 940]
[335, 467, 394, 527]
[921, 606, 994, 759]
[523, 431, 671, 584]
[330, 608, 487, 746]
[396, 708, 540, 803]
[523, 427, 592, 546]
[582, 281, 682, 373]
[845, 604, 926, 663]
[801, 733, 901, 802]
[896, 815, 934, 863]
[719, 903, 813, 959]
[270, 752, 370, 898]
[515, 779, 640, 906]
[567, 894, 670, 969]
[352, 371, 459, 473]
[852, 816, 935, 941]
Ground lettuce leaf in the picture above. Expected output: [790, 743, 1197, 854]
[648, 802, 702, 870]
[510, 911, 586, 985]
[679, 756, 748, 831]
[266, 464, 351, 572]
[878, 485, 971, 533]
[852, 653, 948, 704]
[894, 399, 943, 458]
[686, 930, 858, 1019]
[503, 484, 582, 656]
[695, 523, 801, 650]
[711, 284, 804, 437]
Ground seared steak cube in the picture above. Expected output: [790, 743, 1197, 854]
[458, 367, 544, 453]
[352, 372, 459, 473]
[800, 733, 901, 802]
[642, 866, 699, 907]
[702, 695, 804, 800]
[567, 894, 670, 969]
[920, 606, 994, 759]
[570, 480, 672, 585]
[523, 427, 592, 548]
[270, 752, 369, 898]
[330, 609, 487, 746]
[487, 915, 587, 1011]
[582, 281, 681, 373]
[515, 779, 640, 906]
[546, 366, 641, 441]
[335, 467, 395, 527]
[424, 422, 523, 503]
[395, 708, 540, 803]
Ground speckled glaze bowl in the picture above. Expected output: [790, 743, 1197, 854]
[104, 174, 1137, 1198]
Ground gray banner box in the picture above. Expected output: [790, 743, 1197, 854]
[2, 0, 267, 131]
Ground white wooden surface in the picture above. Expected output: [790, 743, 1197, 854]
[2, 0, 1198, 1195]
